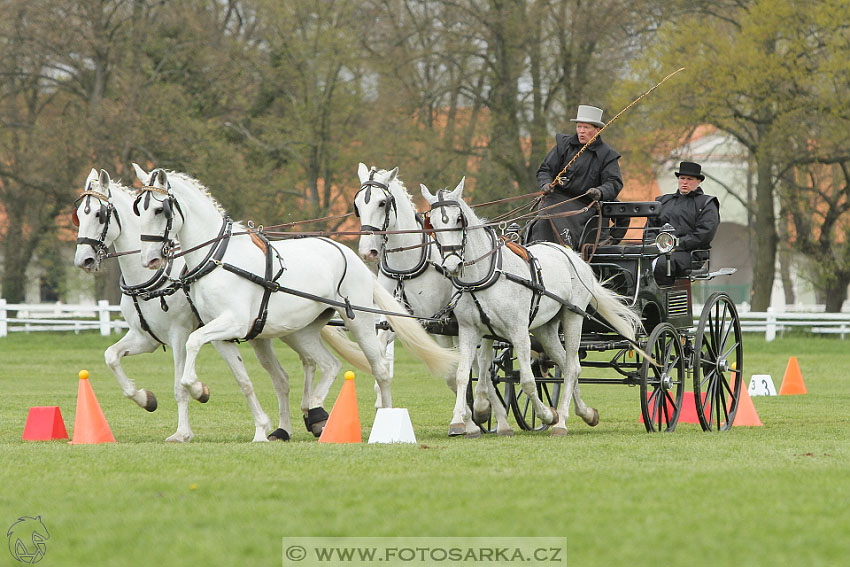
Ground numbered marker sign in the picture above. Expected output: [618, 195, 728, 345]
[749, 374, 777, 396]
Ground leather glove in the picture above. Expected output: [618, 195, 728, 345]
[587, 187, 602, 201]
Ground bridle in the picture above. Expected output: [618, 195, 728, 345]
[72, 187, 122, 261]
[426, 189, 468, 266]
[132, 172, 183, 259]
[353, 168, 397, 233]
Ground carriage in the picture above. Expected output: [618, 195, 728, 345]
[468, 200, 743, 434]
[74, 163, 743, 442]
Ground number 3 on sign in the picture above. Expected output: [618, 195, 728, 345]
[748, 374, 777, 396]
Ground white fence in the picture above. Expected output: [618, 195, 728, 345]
[2, 300, 849, 341]
[738, 311, 850, 341]
[0, 299, 128, 337]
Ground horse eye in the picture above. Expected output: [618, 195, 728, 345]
[378, 200, 386, 208]
[154, 208, 163, 215]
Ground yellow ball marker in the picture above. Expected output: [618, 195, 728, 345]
[344, 371, 355, 381]
[78, 369, 90, 380]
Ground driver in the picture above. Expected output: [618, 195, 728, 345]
[647, 161, 720, 286]
[530, 104, 623, 247]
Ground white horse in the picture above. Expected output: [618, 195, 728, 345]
[421, 180, 642, 435]
[73, 168, 352, 442]
[132, 166, 457, 415]
[354, 164, 510, 436]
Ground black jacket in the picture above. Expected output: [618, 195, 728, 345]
[530, 133, 622, 245]
[648, 187, 720, 251]
[536, 133, 623, 200]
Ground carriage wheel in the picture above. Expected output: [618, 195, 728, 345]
[511, 378, 562, 432]
[510, 350, 562, 431]
[693, 292, 744, 432]
[640, 322, 686, 432]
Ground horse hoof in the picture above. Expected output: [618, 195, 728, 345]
[310, 421, 327, 438]
[267, 428, 291, 442]
[197, 383, 210, 404]
[143, 390, 158, 412]
[465, 429, 482, 439]
[497, 428, 514, 437]
[305, 407, 330, 437]
[550, 426, 568, 437]
[547, 406, 559, 426]
[448, 423, 466, 437]
[587, 408, 599, 427]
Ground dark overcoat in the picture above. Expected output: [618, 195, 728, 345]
[530, 133, 623, 245]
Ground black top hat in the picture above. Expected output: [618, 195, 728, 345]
[674, 161, 705, 181]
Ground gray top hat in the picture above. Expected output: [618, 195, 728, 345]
[570, 105, 606, 128]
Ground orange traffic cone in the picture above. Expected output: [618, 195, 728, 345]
[318, 371, 361, 444]
[779, 356, 807, 395]
[22, 406, 69, 441]
[731, 384, 763, 426]
[69, 370, 116, 444]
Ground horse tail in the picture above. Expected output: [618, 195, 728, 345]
[587, 276, 657, 363]
[373, 282, 459, 376]
[320, 326, 373, 374]
[588, 277, 642, 342]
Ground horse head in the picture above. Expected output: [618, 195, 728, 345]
[420, 177, 467, 275]
[132, 164, 182, 270]
[354, 163, 401, 261]
[73, 168, 120, 272]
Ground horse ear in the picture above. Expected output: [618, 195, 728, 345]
[99, 169, 111, 192]
[357, 162, 369, 183]
[158, 169, 170, 191]
[420, 183, 435, 203]
[387, 167, 399, 183]
[132, 162, 150, 184]
[453, 176, 466, 198]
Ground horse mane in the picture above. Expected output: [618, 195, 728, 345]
[165, 170, 231, 216]
[381, 169, 417, 210]
[448, 187, 488, 226]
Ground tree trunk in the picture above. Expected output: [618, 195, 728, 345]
[777, 203, 796, 305]
[750, 153, 777, 311]
[823, 274, 850, 313]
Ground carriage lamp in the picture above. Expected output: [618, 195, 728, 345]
[655, 226, 678, 254]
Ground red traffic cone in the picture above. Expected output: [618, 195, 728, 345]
[69, 370, 116, 444]
[779, 356, 807, 395]
[22, 406, 69, 441]
[318, 371, 361, 444]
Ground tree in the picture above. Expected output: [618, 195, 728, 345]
[617, 0, 850, 311]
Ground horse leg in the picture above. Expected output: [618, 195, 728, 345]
[103, 329, 160, 411]
[509, 330, 558, 426]
[448, 329, 478, 437]
[212, 340, 273, 442]
[474, 338, 514, 436]
[373, 327, 395, 409]
[248, 338, 293, 441]
[166, 334, 194, 442]
[281, 329, 341, 437]
[345, 314, 391, 408]
[534, 321, 572, 436]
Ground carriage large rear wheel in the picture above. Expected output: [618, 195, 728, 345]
[693, 292, 744, 431]
[640, 322, 686, 432]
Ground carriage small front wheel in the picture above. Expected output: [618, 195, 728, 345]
[640, 322, 686, 432]
[693, 292, 744, 431]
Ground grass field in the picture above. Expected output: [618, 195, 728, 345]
[1, 332, 849, 566]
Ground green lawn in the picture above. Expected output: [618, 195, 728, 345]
[1, 332, 848, 566]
